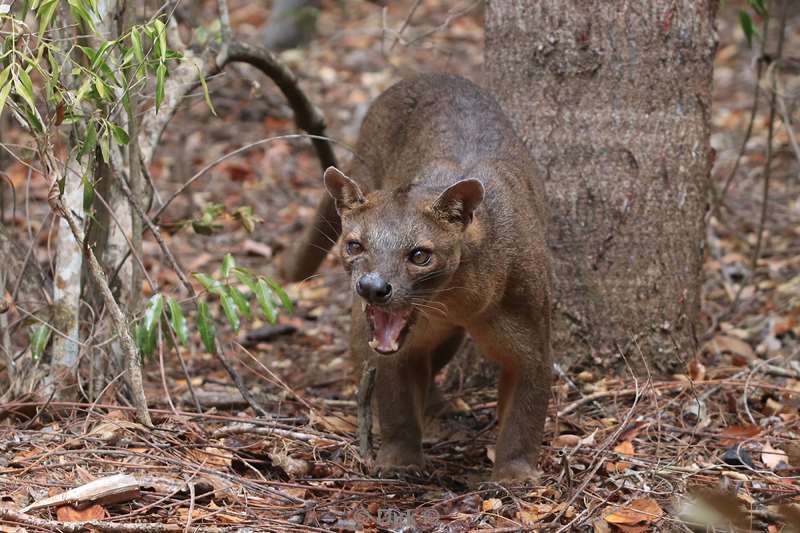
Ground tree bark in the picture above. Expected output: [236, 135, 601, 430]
[485, 1, 717, 375]
[48, 153, 86, 397]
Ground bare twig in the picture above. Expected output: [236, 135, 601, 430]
[47, 177, 151, 426]
[752, 0, 789, 269]
[389, 0, 423, 52]
[0, 508, 224, 532]
[713, 11, 768, 213]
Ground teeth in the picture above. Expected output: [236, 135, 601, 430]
[361, 300, 367, 312]
[368, 338, 399, 353]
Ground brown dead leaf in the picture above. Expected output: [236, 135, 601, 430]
[56, 503, 106, 522]
[241, 239, 273, 259]
[482, 498, 502, 512]
[720, 424, 761, 446]
[688, 359, 707, 381]
[607, 440, 635, 472]
[310, 412, 357, 434]
[189, 447, 232, 468]
[761, 442, 789, 470]
[604, 498, 664, 526]
[517, 502, 566, 524]
[704, 335, 755, 365]
[763, 398, 784, 416]
[269, 451, 310, 478]
[552, 434, 581, 448]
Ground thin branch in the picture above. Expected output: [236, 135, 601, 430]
[752, 1, 789, 269]
[46, 175, 152, 427]
[223, 40, 337, 172]
[152, 133, 350, 223]
[217, 0, 232, 43]
[768, 58, 800, 172]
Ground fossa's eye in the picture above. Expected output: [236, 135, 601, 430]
[346, 240, 363, 255]
[408, 248, 432, 266]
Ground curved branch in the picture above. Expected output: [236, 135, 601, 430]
[222, 40, 337, 172]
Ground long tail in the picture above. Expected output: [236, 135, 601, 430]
[280, 193, 341, 282]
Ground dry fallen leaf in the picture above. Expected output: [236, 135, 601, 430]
[486, 446, 496, 464]
[688, 359, 707, 381]
[720, 425, 761, 446]
[704, 334, 755, 364]
[607, 440, 635, 472]
[56, 503, 106, 522]
[269, 450, 311, 478]
[310, 412, 358, 433]
[552, 434, 581, 448]
[761, 441, 789, 470]
[482, 498, 502, 512]
[604, 498, 664, 526]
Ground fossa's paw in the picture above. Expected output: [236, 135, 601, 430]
[490, 459, 540, 485]
[373, 445, 425, 476]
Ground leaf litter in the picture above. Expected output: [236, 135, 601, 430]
[1, 1, 800, 532]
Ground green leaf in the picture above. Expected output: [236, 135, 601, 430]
[75, 76, 93, 103]
[37, 0, 59, 36]
[143, 293, 164, 336]
[232, 206, 263, 233]
[155, 62, 166, 112]
[255, 278, 277, 324]
[153, 18, 167, 61]
[99, 129, 110, 163]
[82, 174, 94, 211]
[78, 119, 97, 159]
[68, 0, 96, 32]
[109, 123, 129, 145]
[197, 68, 216, 116]
[193, 272, 224, 295]
[90, 41, 115, 71]
[219, 292, 241, 332]
[13, 68, 36, 112]
[93, 76, 107, 100]
[167, 297, 188, 345]
[222, 253, 235, 278]
[134, 323, 155, 357]
[0, 66, 12, 118]
[228, 286, 252, 320]
[266, 277, 293, 314]
[739, 10, 757, 47]
[197, 300, 217, 354]
[747, 0, 767, 17]
[131, 26, 145, 64]
[233, 268, 258, 294]
[29, 324, 51, 361]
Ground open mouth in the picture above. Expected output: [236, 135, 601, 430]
[366, 305, 414, 354]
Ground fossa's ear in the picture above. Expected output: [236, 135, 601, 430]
[432, 179, 484, 226]
[324, 166, 365, 215]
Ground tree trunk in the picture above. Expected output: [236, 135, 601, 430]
[485, 1, 717, 376]
[48, 154, 86, 398]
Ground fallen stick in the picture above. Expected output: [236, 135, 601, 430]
[0, 508, 224, 532]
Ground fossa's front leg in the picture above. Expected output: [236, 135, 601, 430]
[372, 353, 430, 473]
[473, 312, 551, 483]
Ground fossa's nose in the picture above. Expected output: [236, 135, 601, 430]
[356, 272, 392, 304]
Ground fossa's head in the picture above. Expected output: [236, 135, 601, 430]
[323, 166, 483, 355]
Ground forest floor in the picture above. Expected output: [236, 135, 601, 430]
[1, 1, 800, 532]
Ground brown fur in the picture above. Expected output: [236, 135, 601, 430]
[305, 74, 552, 482]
